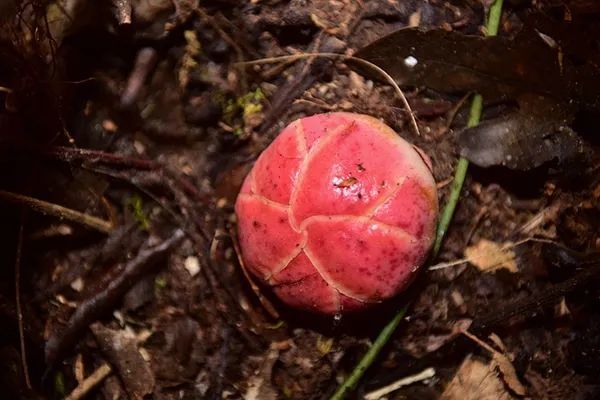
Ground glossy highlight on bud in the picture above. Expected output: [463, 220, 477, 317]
[235, 112, 438, 314]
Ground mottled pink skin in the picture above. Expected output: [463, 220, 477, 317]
[235, 113, 438, 314]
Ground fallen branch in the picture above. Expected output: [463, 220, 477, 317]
[91, 323, 154, 398]
[44, 229, 185, 367]
[45, 146, 209, 203]
[64, 363, 112, 400]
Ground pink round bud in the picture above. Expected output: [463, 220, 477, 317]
[235, 113, 438, 314]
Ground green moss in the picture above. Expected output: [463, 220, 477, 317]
[125, 195, 150, 230]
[221, 88, 265, 133]
[240, 88, 265, 116]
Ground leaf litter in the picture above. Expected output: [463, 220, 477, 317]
[457, 94, 588, 170]
[355, 14, 600, 110]
[2, 1, 600, 399]
[464, 239, 518, 273]
[355, 12, 598, 171]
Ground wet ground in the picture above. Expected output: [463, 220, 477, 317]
[0, 0, 598, 399]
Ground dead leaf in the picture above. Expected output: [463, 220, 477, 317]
[316, 335, 334, 355]
[464, 240, 518, 273]
[424, 319, 472, 353]
[355, 15, 600, 112]
[441, 355, 516, 400]
[462, 331, 527, 397]
[458, 94, 586, 170]
[355, 27, 560, 102]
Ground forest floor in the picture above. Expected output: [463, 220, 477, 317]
[0, 0, 599, 399]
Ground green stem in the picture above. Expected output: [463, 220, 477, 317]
[433, 93, 483, 255]
[329, 305, 408, 400]
[432, 156, 470, 256]
[486, 0, 504, 36]
[329, 1, 504, 399]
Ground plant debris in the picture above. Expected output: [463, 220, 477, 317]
[462, 330, 527, 396]
[458, 95, 587, 170]
[355, 17, 600, 110]
[45, 230, 184, 367]
[1, 1, 599, 399]
[440, 355, 517, 400]
[91, 323, 155, 400]
[464, 239, 518, 273]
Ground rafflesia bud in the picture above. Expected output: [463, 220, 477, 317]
[235, 112, 438, 314]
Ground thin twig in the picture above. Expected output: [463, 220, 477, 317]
[120, 47, 158, 108]
[329, 1, 505, 398]
[238, 53, 421, 138]
[64, 363, 112, 400]
[428, 237, 555, 271]
[443, 91, 472, 133]
[463, 205, 488, 246]
[364, 367, 435, 400]
[45, 146, 159, 170]
[0, 190, 113, 234]
[15, 211, 32, 389]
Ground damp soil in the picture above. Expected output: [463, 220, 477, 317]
[0, 1, 599, 399]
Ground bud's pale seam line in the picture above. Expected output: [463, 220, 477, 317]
[288, 120, 355, 229]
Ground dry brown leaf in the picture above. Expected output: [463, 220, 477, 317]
[462, 331, 527, 397]
[464, 239, 518, 273]
[441, 355, 516, 400]
[424, 319, 472, 353]
[493, 352, 527, 396]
